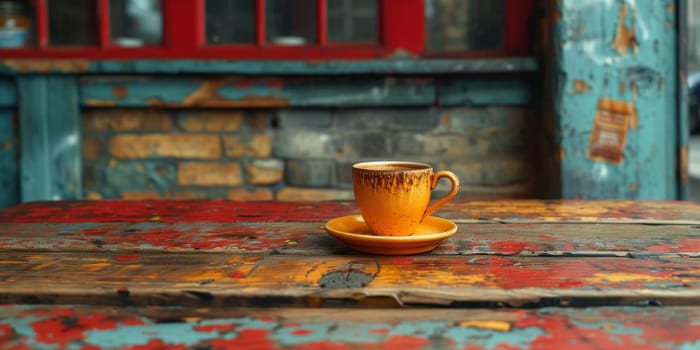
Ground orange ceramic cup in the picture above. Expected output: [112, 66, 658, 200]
[352, 161, 460, 236]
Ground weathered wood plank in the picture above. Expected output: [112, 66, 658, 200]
[79, 77, 436, 107]
[1, 305, 699, 349]
[2, 200, 700, 224]
[17, 76, 82, 202]
[0, 109, 18, 209]
[438, 78, 533, 106]
[1, 252, 700, 307]
[0, 78, 16, 107]
[2, 222, 699, 257]
[0, 200, 357, 223]
[0, 58, 539, 74]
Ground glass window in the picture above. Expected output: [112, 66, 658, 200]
[425, 0, 505, 53]
[110, 0, 162, 47]
[206, 0, 255, 44]
[327, 0, 377, 43]
[0, 0, 34, 48]
[49, 0, 97, 46]
[266, 0, 315, 45]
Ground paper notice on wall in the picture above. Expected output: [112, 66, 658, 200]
[588, 98, 637, 164]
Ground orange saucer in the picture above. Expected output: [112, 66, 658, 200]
[324, 214, 457, 255]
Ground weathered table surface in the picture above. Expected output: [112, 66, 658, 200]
[2, 200, 700, 349]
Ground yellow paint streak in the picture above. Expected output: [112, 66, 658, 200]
[81, 262, 111, 272]
[586, 272, 662, 283]
[376, 265, 490, 287]
[458, 320, 512, 332]
[182, 270, 230, 282]
[0, 260, 24, 264]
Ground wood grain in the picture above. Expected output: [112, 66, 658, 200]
[2, 221, 700, 257]
[2, 251, 700, 307]
[3, 200, 699, 224]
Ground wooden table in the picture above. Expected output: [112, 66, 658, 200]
[2, 200, 700, 349]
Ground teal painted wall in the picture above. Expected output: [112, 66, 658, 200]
[551, 0, 683, 199]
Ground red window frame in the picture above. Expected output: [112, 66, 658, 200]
[1, 0, 531, 60]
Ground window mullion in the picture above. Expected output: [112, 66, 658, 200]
[35, 0, 48, 48]
[255, 0, 266, 45]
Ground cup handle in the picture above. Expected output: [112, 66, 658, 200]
[422, 171, 460, 222]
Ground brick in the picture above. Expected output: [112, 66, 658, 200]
[173, 191, 218, 200]
[83, 109, 172, 131]
[223, 134, 272, 158]
[286, 159, 336, 187]
[276, 187, 355, 201]
[445, 157, 530, 186]
[393, 132, 527, 157]
[103, 161, 176, 190]
[228, 188, 274, 201]
[178, 162, 242, 186]
[277, 110, 332, 129]
[334, 108, 439, 131]
[82, 137, 101, 160]
[109, 134, 221, 159]
[338, 131, 390, 158]
[84, 191, 103, 200]
[273, 130, 336, 158]
[437, 107, 529, 133]
[177, 110, 243, 131]
[246, 111, 271, 130]
[244, 159, 284, 185]
[121, 191, 166, 200]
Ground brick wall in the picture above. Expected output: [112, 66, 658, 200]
[82, 106, 534, 201]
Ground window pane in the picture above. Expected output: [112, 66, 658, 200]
[425, 0, 504, 53]
[49, 0, 97, 46]
[111, 0, 162, 47]
[266, 0, 315, 45]
[0, 0, 33, 48]
[327, 0, 377, 43]
[206, 0, 255, 44]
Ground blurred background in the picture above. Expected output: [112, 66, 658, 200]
[0, 0, 693, 207]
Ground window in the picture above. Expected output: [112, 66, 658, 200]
[0, 0, 531, 59]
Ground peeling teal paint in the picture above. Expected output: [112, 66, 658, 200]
[79, 77, 437, 107]
[0, 77, 16, 106]
[0, 58, 539, 75]
[0, 108, 18, 208]
[552, 0, 681, 199]
[18, 76, 82, 201]
[439, 78, 533, 106]
[78, 76, 534, 108]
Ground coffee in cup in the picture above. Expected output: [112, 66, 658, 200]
[352, 161, 459, 236]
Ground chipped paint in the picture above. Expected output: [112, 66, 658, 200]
[611, 4, 639, 55]
[552, 0, 679, 199]
[680, 145, 689, 185]
[111, 85, 128, 98]
[573, 79, 591, 94]
[1, 59, 92, 73]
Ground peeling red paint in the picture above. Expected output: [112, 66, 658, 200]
[30, 309, 144, 346]
[291, 329, 314, 336]
[210, 329, 277, 349]
[193, 324, 239, 333]
[230, 271, 246, 278]
[488, 241, 542, 255]
[124, 339, 187, 350]
[114, 254, 139, 261]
